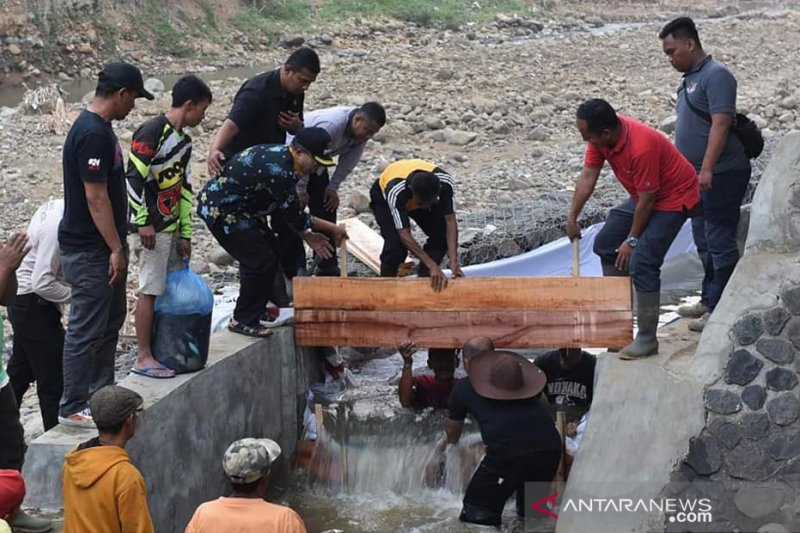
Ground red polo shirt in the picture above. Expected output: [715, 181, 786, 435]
[584, 115, 700, 212]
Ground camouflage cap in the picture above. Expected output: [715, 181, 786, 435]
[222, 438, 282, 484]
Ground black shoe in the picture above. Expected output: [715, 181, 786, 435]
[314, 264, 341, 277]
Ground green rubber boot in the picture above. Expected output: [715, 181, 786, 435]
[619, 291, 660, 360]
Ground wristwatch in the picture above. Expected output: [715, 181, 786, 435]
[625, 236, 638, 248]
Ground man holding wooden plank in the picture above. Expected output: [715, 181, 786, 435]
[567, 99, 700, 359]
[288, 102, 387, 276]
[369, 159, 464, 291]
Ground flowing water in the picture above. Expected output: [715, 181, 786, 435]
[276, 351, 557, 533]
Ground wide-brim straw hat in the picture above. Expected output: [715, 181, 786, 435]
[469, 350, 547, 400]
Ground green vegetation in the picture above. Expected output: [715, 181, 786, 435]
[30, 8, 60, 53]
[232, 0, 529, 37]
[145, 2, 194, 57]
[317, 0, 527, 28]
[231, 1, 312, 41]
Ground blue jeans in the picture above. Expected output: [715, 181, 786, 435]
[692, 164, 751, 310]
[593, 198, 689, 293]
[60, 246, 128, 417]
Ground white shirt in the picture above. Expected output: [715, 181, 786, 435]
[16, 199, 70, 304]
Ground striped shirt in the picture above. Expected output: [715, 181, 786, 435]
[376, 160, 456, 229]
[126, 114, 193, 238]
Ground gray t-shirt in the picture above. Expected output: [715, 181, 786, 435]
[674, 55, 750, 174]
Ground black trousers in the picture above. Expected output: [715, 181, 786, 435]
[307, 169, 338, 272]
[369, 181, 447, 277]
[0, 384, 25, 471]
[460, 449, 561, 527]
[7, 294, 64, 431]
[211, 225, 280, 327]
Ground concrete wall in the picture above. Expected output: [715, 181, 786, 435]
[22, 326, 321, 532]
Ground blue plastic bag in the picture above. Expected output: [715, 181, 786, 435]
[154, 262, 214, 315]
[152, 263, 214, 373]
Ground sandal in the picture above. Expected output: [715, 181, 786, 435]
[228, 319, 274, 338]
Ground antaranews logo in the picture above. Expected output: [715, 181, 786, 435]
[526, 486, 713, 528]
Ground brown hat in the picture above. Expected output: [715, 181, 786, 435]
[88, 385, 144, 429]
[468, 350, 547, 400]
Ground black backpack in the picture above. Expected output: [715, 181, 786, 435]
[680, 79, 764, 159]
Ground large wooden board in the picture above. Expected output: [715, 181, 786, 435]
[295, 309, 632, 348]
[294, 276, 632, 348]
[293, 277, 631, 311]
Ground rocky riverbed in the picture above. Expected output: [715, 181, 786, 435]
[3, 2, 800, 439]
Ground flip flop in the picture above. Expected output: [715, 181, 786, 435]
[132, 365, 176, 379]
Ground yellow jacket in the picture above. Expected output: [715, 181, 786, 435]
[62, 440, 154, 533]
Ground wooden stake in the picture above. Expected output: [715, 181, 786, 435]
[338, 224, 348, 277]
[572, 239, 580, 277]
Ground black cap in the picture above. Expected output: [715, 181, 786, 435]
[98, 62, 154, 100]
[88, 385, 144, 429]
[293, 127, 335, 166]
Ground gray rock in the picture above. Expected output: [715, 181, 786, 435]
[776, 459, 800, 489]
[346, 192, 371, 214]
[733, 484, 785, 519]
[684, 436, 722, 475]
[758, 524, 790, 533]
[442, 129, 477, 146]
[731, 313, 764, 345]
[527, 125, 548, 142]
[281, 35, 305, 47]
[766, 429, 800, 460]
[782, 285, 800, 314]
[435, 69, 454, 81]
[725, 349, 763, 386]
[780, 96, 797, 110]
[707, 418, 742, 449]
[788, 317, 800, 349]
[496, 239, 522, 258]
[507, 177, 531, 191]
[208, 246, 234, 267]
[726, 441, 778, 481]
[425, 117, 445, 130]
[762, 306, 791, 335]
[756, 338, 794, 364]
[659, 115, 677, 134]
[319, 35, 333, 45]
[766, 393, 800, 426]
[766, 367, 798, 391]
[742, 385, 767, 410]
[705, 389, 742, 414]
[742, 412, 770, 440]
[144, 78, 165, 94]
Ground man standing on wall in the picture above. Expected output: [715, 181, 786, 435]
[567, 99, 700, 360]
[127, 75, 212, 379]
[659, 17, 752, 331]
[59, 62, 153, 428]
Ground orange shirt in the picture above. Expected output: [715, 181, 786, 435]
[584, 115, 700, 212]
[184, 497, 306, 533]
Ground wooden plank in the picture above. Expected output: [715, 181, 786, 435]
[295, 309, 632, 348]
[294, 276, 631, 312]
[339, 217, 414, 276]
[339, 218, 383, 274]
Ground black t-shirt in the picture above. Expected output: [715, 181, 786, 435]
[59, 109, 128, 251]
[448, 378, 561, 457]
[535, 350, 596, 408]
[224, 69, 304, 159]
